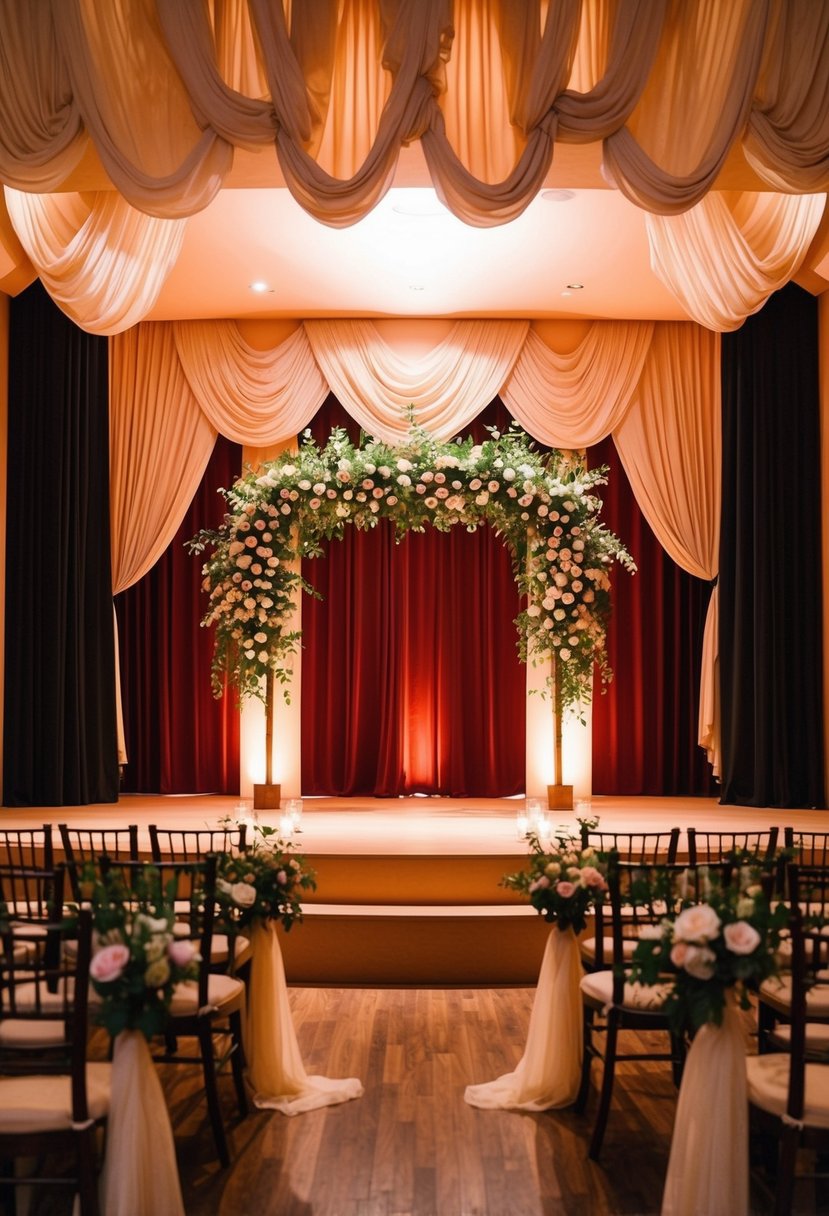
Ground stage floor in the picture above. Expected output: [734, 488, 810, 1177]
[3, 792, 824, 857]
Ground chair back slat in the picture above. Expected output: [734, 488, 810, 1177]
[687, 827, 778, 866]
[580, 827, 680, 864]
[784, 864, 829, 1123]
[0, 825, 53, 871]
[58, 824, 140, 899]
[784, 829, 829, 868]
[149, 824, 247, 864]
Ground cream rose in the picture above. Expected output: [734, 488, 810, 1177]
[673, 903, 722, 943]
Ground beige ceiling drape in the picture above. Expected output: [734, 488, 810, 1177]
[2, 1, 826, 334]
[110, 316, 721, 769]
[1, 0, 827, 220]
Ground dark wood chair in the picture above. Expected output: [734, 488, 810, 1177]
[748, 864, 829, 1216]
[784, 828, 829, 867]
[687, 826, 779, 866]
[58, 823, 140, 900]
[578, 828, 680, 971]
[148, 823, 247, 864]
[99, 855, 248, 1168]
[0, 905, 107, 1216]
[0, 824, 53, 870]
[575, 857, 691, 1161]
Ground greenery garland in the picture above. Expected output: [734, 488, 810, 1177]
[190, 421, 634, 711]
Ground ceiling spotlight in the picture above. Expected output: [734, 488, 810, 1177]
[249, 280, 272, 293]
[566, 282, 584, 290]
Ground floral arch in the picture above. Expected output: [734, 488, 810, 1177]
[192, 422, 633, 745]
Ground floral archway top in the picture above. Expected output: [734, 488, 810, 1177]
[192, 422, 634, 711]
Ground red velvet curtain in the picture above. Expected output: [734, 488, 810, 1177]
[300, 397, 526, 796]
[116, 435, 241, 794]
[589, 436, 717, 796]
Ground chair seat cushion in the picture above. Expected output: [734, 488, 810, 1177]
[580, 969, 672, 1011]
[746, 1053, 829, 1129]
[759, 976, 829, 1017]
[169, 973, 244, 1017]
[769, 1022, 829, 1054]
[580, 936, 637, 964]
[209, 934, 252, 967]
[0, 1063, 111, 1133]
[0, 1019, 68, 1049]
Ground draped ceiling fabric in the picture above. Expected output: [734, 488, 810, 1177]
[109, 316, 722, 770]
[0, 1, 827, 333]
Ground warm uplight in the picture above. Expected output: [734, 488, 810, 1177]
[249, 280, 271, 293]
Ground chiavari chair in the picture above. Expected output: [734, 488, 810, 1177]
[748, 865, 829, 1216]
[0, 906, 108, 1215]
[58, 824, 140, 900]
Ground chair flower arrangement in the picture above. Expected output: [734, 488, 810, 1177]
[628, 863, 787, 1034]
[213, 820, 317, 936]
[87, 865, 201, 1039]
[627, 863, 789, 1216]
[502, 826, 608, 935]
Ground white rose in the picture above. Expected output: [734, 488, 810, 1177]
[526, 604, 542, 617]
[475, 492, 489, 506]
[559, 648, 571, 659]
[298, 479, 312, 491]
[230, 881, 257, 907]
[397, 474, 412, 487]
[397, 458, 413, 472]
[503, 468, 516, 481]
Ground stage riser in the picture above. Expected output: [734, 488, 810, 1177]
[279, 908, 552, 985]
[302, 854, 526, 906]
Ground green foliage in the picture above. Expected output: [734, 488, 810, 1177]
[190, 420, 633, 713]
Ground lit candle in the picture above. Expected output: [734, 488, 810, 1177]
[516, 813, 530, 840]
[279, 814, 294, 838]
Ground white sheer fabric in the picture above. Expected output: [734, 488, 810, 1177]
[4, 187, 186, 335]
[464, 926, 583, 1111]
[660, 995, 748, 1216]
[246, 921, 363, 1114]
[100, 1030, 185, 1216]
[646, 191, 826, 331]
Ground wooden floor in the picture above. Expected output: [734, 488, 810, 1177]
[158, 989, 819, 1216]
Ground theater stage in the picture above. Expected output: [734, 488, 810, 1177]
[5, 794, 825, 986]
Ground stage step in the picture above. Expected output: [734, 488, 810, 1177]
[301, 852, 526, 906]
[280, 902, 552, 986]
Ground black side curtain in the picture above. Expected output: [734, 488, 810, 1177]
[3, 281, 119, 805]
[719, 283, 825, 808]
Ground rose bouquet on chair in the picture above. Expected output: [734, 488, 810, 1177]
[628, 864, 787, 1035]
[627, 866, 788, 1216]
[502, 828, 607, 934]
[84, 865, 201, 1039]
[213, 820, 317, 934]
[79, 864, 201, 1216]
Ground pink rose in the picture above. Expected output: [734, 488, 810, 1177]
[682, 945, 717, 980]
[580, 866, 605, 889]
[723, 921, 761, 955]
[670, 942, 688, 968]
[528, 876, 550, 893]
[90, 943, 130, 983]
[673, 904, 721, 943]
[168, 939, 198, 967]
[556, 881, 576, 898]
[276, 869, 288, 885]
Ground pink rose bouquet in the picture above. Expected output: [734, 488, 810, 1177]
[502, 828, 607, 935]
[630, 863, 787, 1033]
[85, 865, 201, 1039]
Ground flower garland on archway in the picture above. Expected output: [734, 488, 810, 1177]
[191, 422, 634, 714]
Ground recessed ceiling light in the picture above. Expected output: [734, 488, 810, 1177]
[541, 189, 575, 203]
[566, 282, 584, 290]
[249, 280, 272, 293]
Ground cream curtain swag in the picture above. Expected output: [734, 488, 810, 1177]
[1, 1, 828, 223]
[646, 191, 826, 332]
[304, 318, 529, 443]
[4, 187, 186, 335]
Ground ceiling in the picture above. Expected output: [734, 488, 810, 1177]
[147, 182, 686, 324]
